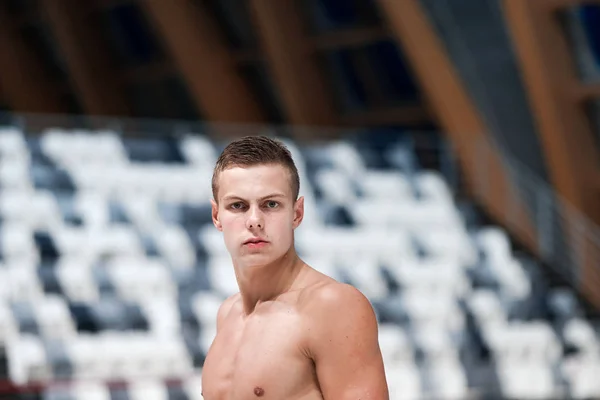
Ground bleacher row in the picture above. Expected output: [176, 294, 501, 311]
[0, 127, 599, 399]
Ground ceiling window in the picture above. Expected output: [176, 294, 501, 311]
[100, 2, 164, 67]
[299, 0, 381, 34]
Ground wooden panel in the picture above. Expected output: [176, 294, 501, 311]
[0, 14, 66, 113]
[377, 0, 538, 251]
[248, 0, 337, 127]
[575, 83, 600, 102]
[41, 0, 130, 116]
[141, 0, 265, 123]
[503, 0, 599, 221]
[503, 0, 600, 308]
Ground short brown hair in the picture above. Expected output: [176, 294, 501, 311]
[212, 135, 300, 201]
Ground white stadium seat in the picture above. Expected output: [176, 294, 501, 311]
[497, 361, 558, 400]
[32, 296, 76, 339]
[71, 382, 111, 400]
[358, 170, 413, 200]
[0, 125, 593, 400]
[129, 379, 169, 400]
[7, 334, 51, 384]
[561, 355, 600, 399]
[385, 362, 422, 400]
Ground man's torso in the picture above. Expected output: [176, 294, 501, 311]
[201, 281, 329, 400]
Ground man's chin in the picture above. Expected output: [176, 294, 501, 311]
[237, 251, 272, 262]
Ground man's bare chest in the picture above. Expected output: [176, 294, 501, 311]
[201, 311, 317, 400]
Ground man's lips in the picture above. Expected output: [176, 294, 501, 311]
[243, 238, 269, 245]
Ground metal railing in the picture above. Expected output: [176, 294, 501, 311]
[467, 131, 600, 302]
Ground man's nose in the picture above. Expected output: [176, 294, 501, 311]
[246, 206, 264, 229]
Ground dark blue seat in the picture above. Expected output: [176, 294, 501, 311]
[319, 203, 355, 227]
[10, 302, 38, 335]
[55, 194, 84, 226]
[380, 266, 401, 295]
[372, 295, 407, 325]
[123, 137, 185, 163]
[123, 302, 149, 331]
[68, 303, 99, 333]
[173, 265, 212, 294]
[180, 204, 213, 228]
[181, 325, 205, 368]
[34, 231, 59, 261]
[43, 389, 74, 400]
[167, 385, 190, 400]
[157, 202, 182, 225]
[140, 233, 160, 257]
[30, 165, 77, 193]
[109, 201, 130, 224]
[38, 267, 63, 296]
[43, 339, 73, 379]
[92, 265, 118, 297]
[109, 387, 131, 400]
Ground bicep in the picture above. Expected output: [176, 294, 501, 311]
[310, 286, 389, 400]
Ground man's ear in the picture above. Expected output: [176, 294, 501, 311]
[292, 196, 304, 229]
[211, 199, 222, 231]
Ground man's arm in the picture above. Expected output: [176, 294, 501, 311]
[306, 283, 389, 400]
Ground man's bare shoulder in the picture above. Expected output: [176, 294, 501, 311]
[303, 279, 373, 313]
[298, 281, 380, 362]
[216, 292, 241, 330]
[299, 280, 376, 326]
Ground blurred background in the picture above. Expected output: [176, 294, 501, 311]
[0, 0, 599, 399]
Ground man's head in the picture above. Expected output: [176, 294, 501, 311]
[211, 135, 300, 203]
[211, 136, 304, 266]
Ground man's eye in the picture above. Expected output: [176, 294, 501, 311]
[230, 202, 245, 210]
[265, 201, 279, 209]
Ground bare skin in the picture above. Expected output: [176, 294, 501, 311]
[202, 164, 388, 400]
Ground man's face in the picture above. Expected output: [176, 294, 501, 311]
[211, 164, 304, 266]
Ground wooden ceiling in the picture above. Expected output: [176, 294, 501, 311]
[0, 0, 432, 128]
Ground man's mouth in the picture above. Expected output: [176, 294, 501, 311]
[243, 238, 269, 247]
[244, 238, 267, 244]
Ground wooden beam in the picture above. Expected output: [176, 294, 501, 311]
[503, 0, 599, 220]
[0, 83, 6, 110]
[140, 0, 266, 123]
[503, 0, 600, 308]
[40, 0, 130, 116]
[377, 0, 538, 251]
[248, 0, 337, 127]
[0, 12, 66, 113]
[574, 83, 600, 102]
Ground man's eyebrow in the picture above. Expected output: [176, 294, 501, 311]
[222, 193, 286, 202]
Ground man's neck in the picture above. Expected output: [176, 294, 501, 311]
[233, 247, 305, 315]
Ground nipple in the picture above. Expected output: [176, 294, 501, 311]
[254, 386, 265, 397]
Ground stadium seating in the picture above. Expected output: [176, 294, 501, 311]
[0, 125, 598, 399]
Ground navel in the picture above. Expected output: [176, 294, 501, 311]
[254, 386, 265, 397]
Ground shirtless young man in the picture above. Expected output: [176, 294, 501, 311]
[201, 136, 389, 399]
